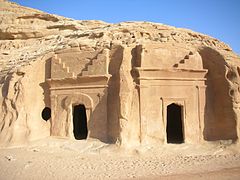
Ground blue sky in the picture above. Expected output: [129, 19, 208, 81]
[11, 0, 240, 54]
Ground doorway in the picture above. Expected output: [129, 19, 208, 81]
[166, 103, 184, 143]
[72, 104, 88, 140]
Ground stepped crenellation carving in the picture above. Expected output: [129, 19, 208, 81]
[81, 49, 109, 76]
[172, 51, 203, 70]
[51, 54, 75, 79]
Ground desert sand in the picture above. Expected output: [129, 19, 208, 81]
[1, 138, 240, 180]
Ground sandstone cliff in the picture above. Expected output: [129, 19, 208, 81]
[0, 0, 240, 147]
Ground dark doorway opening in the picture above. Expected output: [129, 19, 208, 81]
[166, 103, 184, 144]
[73, 104, 88, 140]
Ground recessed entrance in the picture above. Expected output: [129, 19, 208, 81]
[166, 103, 184, 143]
[72, 104, 88, 140]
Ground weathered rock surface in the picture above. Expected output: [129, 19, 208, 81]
[0, 0, 239, 147]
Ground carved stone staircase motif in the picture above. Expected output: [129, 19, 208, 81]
[51, 55, 75, 79]
[173, 51, 196, 69]
[81, 49, 109, 76]
[81, 56, 97, 76]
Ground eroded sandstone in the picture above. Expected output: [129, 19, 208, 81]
[0, 0, 240, 147]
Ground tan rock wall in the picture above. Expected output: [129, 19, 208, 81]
[107, 45, 123, 143]
[118, 46, 140, 146]
[199, 47, 238, 141]
[0, 44, 239, 147]
[0, 55, 51, 146]
[0, 1, 240, 147]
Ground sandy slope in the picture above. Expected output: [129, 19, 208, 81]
[142, 168, 240, 180]
[0, 138, 240, 180]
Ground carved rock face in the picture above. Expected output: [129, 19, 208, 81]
[0, 1, 239, 147]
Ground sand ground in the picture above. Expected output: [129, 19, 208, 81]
[0, 138, 240, 180]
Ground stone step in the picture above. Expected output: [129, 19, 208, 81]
[179, 59, 185, 64]
[173, 64, 178, 68]
[189, 51, 194, 55]
[184, 55, 190, 59]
